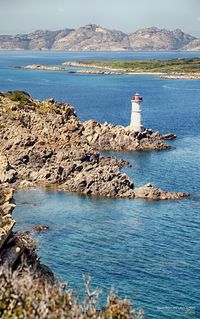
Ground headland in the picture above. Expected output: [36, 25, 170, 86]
[0, 91, 188, 200]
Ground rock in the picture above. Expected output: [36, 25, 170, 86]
[0, 185, 53, 281]
[18, 180, 35, 188]
[1, 202, 16, 215]
[33, 225, 49, 232]
[82, 121, 172, 151]
[0, 186, 16, 250]
[134, 184, 189, 200]
[161, 133, 177, 140]
[0, 156, 17, 184]
[21, 64, 63, 71]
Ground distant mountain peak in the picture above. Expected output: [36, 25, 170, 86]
[0, 25, 198, 51]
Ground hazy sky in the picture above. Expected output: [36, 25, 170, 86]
[0, 0, 200, 36]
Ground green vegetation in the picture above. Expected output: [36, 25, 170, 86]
[37, 101, 55, 114]
[0, 267, 143, 319]
[3, 91, 31, 103]
[0, 91, 32, 110]
[79, 57, 200, 73]
[0, 216, 11, 228]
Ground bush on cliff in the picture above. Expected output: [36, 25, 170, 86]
[0, 267, 143, 319]
[4, 91, 31, 102]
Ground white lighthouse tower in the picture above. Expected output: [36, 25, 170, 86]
[130, 93, 144, 132]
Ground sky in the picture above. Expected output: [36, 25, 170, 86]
[0, 0, 200, 37]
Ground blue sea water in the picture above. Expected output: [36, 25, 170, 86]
[0, 51, 200, 319]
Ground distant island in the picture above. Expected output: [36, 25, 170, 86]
[63, 58, 200, 73]
[16, 58, 200, 79]
[0, 24, 200, 51]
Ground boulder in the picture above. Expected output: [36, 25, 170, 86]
[33, 225, 49, 232]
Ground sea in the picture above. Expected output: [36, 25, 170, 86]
[0, 51, 200, 319]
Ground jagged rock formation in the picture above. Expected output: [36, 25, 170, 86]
[0, 187, 33, 267]
[0, 188, 15, 251]
[134, 183, 187, 200]
[0, 91, 188, 200]
[0, 185, 55, 281]
[82, 120, 174, 151]
[0, 24, 198, 51]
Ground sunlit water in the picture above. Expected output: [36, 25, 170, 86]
[0, 51, 200, 319]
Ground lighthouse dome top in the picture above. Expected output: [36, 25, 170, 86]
[132, 93, 143, 102]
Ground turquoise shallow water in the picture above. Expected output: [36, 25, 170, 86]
[0, 51, 200, 318]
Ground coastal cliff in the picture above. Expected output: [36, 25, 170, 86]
[0, 186, 53, 280]
[0, 91, 188, 200]
[0, 24, 198, 51]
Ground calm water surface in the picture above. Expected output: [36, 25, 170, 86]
[0, 51, 200, 319]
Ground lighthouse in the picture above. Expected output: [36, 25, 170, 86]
[130, 93, 144, 132]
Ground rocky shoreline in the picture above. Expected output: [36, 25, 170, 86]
[0, 91, 188, 200]
[15, 64, 126, 75]
[62, 62, 200, 79]
[0, 90, 189, 289]
[160, 74, 200, 80]
[15, 63, 200, 79]
[0, 185, 53, 281]
[69, 69, 126, 75]
[16, 64, 64, 71]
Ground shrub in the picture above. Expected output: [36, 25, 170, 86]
[0, 267, 143, 319]
[5, 91, 31, 103]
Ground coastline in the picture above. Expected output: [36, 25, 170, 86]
[0, 91, 189, 200]
[14, 60, 200, 79]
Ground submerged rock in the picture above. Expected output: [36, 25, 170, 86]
[33, 225, 50, 232]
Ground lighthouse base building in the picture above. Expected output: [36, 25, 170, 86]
[130, 93, 144, 132]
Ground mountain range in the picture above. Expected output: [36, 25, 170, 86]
[0, 24, 199, 51]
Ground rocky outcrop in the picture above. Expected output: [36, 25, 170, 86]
[16, 64, 125, 75]
[160, 74, 200, 80]
[69, 69, 125, 75]
[0, 91, 188, 200]
[82, 120, 173, 151]
[16, 64, 64, 71]
[0, 25, 198, 51]
[0, 185, 54, 281]
[0, 186, 33, 268]
[0, 156, 17, 184]
[0, 187, 15, 251]
[134, 183, 188, 200]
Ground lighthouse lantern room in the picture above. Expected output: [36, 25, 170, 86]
[130, 93, 144, 132]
